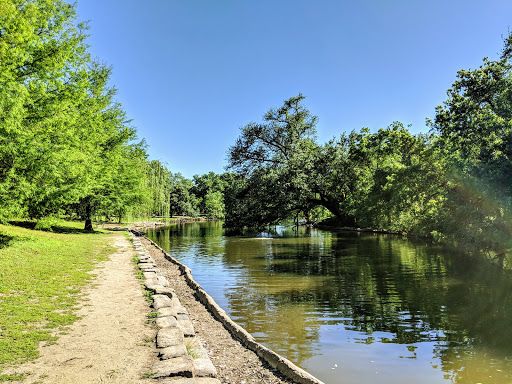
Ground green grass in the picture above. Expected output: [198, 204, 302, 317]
[0, 220, 115, 375]
[0, 373, 25, 382]
[184, 339, 201, 359]
[140, 372, 155, 379]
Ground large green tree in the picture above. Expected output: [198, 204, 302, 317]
[0, 0, 149, 229]
[0, 0, 92, 222]
[344, 124, 447, 234]
[191, 171, 226, 216]
[430, 31, 512, 259]
[226, 94, 326, 231]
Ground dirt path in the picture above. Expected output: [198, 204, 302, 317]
[18, 233, 156, 384]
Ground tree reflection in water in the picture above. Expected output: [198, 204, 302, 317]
[148, 222, 512, 384]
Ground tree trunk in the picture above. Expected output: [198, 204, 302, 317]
[309, 196, 356, 226]
[84, 199, 93, 231]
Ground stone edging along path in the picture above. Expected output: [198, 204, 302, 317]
[130, 232, 221, 384]
[136, 233, 325, 384]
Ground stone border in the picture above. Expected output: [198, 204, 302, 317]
[129, 232, 221, 384]
[142, 235, 325, 384]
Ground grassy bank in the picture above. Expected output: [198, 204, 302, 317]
[0, 221, 115, 380]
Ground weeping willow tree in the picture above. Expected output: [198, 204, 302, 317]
[145, 160, 172, 217]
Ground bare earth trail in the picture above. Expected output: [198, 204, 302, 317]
[17, 233, 156, 384]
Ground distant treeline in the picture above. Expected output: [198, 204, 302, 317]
[1, 1, 511, 262]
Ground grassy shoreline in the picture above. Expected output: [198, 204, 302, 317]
[0, 221, 115, 381]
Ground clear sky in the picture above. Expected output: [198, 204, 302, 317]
[74, 0, 512, 178]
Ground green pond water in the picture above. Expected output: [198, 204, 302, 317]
[146, 221, 512, 384]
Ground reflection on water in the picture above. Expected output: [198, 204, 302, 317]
[147, 221, 512, 384]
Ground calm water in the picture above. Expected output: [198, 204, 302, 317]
[147, 221, 512, 384]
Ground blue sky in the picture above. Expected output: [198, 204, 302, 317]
[75, 0, 512, 178]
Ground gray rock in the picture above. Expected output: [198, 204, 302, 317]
[155, 286, 176, 297]
[139, 263, 156, 270]
[157, 307, 179, 318]
[195, 379, 222, 384]
[194, 358, 217, 378]
[171, 296, 182, 307]
[145, 279, 163, 292]
[143, 271, 157, 280]
[158, 344, 188, 359]
[156, 327, 184, 348]
[153, 294, 174, 310]
[178, 319, 195, 337]
[176, 306, 188, 314]
[157, 275, 170, 287]
[156, 316, 179, 328]
[152, 356, 194, 378]
[187, 337, 216, 377]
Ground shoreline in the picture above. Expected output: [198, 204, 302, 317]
[138, 233, 325, 384]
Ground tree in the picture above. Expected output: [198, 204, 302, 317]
[204, 191, 225, 218]
[191, 172, 226, 215]
[430, 30, 512, 258]
[345, 124, 447, 234]
[0, 0, 92, 222]
[226, 94, 326, 231]
[169, 174, 198, 218]
[0, 1, 150, 230]
[144, 160, 173, 218]
[228, 94, 318, 175]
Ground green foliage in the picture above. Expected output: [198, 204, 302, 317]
[226, 49, 511, 260]
[0, 0, 148, 228]
[204, 190, 225, 218]
[0, 0, 91, 221]
[226, 94, 325, 231]
[169, 173, 199, 217]
[191, 172, 227, 216]
[343, 124, 448, 235]
[226, 96, 446, 233]
[34, 217, 58, 231]
[0, 373, 25, 382]
[430, 30, 512, 257]
[144, 160, 173, 218]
